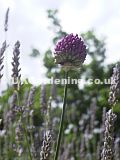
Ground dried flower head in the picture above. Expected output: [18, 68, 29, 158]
[108, 64, 120, 106]
[54, 33, 87, 70]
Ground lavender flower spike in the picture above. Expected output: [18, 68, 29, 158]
[108, 64, 120, 106]
[0, 41, 6, 80]
[40, 130, 52, 160]
[54, 33, 87, 70]
[11, 41, 21, 89]
[101, 109, 117, 160]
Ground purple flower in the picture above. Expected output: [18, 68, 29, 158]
[54, 33, 87, 70]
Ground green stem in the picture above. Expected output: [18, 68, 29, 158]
[23, 122, 33, 160]
[16, 89, 32, 160]
[54, 71, 68, 160]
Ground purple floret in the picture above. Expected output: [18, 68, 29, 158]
[54, 33, 87, 69]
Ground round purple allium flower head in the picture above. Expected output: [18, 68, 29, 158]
[54, 33, 87, 70]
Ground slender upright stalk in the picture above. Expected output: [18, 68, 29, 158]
[54, 71, 68, 160]
[23, 122, 33, 160]
[15, 88, 33, 160]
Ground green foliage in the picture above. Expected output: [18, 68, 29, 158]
[29, 48, 40, 57]
[43, 49, 56, 74]
[47, 9, 67, 44]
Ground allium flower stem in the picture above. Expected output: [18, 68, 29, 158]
[54, 71, 68, 160]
